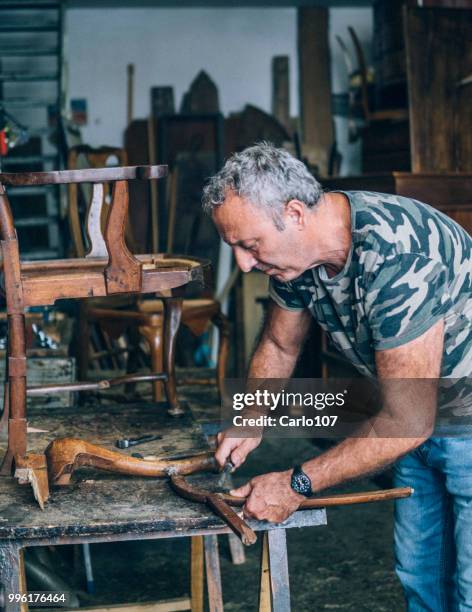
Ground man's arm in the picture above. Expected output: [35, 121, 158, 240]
[215, 302, 311, 468]
[232, 319, 444, 522]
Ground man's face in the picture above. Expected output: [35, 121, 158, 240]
[212, 192, 309, 282]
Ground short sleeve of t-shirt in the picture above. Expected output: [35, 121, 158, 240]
[365, 253, 451, 350]
[269, 277, 305, 311]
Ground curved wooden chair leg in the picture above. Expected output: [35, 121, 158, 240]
[138, 322, 164, 402]
[163, 298, 183, 416]
[212, 309, 230, 400]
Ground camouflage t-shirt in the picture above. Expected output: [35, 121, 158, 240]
[269, 191, 472, 415]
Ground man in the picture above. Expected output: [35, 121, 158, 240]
[202, 143, 472, 610]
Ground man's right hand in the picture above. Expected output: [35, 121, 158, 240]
[214, 428, 262, 469]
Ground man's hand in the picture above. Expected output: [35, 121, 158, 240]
[215, 428, 262, 469]
[231, 470, 304, 523]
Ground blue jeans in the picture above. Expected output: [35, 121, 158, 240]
[393, 437, 472, 611]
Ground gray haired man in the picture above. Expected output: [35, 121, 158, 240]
[203, 143, 472, 610]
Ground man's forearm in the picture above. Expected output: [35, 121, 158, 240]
[302, 436, 426, 493]
[248, 335, 299, 379]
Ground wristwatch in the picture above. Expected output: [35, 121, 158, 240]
[290, 465, 312, 497]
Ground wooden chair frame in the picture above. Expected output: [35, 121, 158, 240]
[0, 164, 209, 476]
[66, 145, 230, 406]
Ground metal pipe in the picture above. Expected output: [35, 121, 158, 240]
[27, 372, 168, 396]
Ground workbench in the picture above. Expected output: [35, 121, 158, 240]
[0, 383, 327, 612]
[0, 473, 326, 612]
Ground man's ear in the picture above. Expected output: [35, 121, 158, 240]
[284, 200, 306, 228]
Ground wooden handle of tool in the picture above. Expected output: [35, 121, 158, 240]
[207, 494, 257, 546]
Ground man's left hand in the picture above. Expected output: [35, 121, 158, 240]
[230, 470, 305, 523]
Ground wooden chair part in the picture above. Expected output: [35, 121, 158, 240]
[0, 164, 210, 476]
[67, 148, 229, 407]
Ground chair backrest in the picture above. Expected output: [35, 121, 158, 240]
[0, 165, 168, 304]
[67, 145, 128, 258]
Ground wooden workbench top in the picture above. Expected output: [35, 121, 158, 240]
[0, 382, 327, 543]
[0, 472, 326, 542]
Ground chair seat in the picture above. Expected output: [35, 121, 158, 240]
[16, 255, 210, 307]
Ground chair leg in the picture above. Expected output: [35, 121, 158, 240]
[77, 301, 91, 381]
[1, 313, 27, 476]
[138, 323, 164, 402]
[211, 309, 230, 400]
[163, 298, 183, 416]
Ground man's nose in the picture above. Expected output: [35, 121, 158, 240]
[233, 247, 257, 273]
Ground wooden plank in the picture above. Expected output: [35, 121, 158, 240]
[267, 529, 290, 612]
[147, 116, 159, 253]
[405, 7, 472, 172]
[127, 64, 134, 127]
[67, 598, 191, 612]
[258, 531, 271, 612]
[125, 120, 151, 253]
[0, 165, 167, 186]
[271, 56, 290, 132]
[203, 535, 223, 612]
[190, 536, 204, 612]
[297, 7, 333, 175]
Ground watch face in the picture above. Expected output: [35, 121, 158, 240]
[291, 468, 312, 495]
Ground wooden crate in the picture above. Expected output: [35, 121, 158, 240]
[0, 354, 76, 410]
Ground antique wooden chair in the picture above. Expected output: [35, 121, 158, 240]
[0, 164, 210, 475]
[67, 145, 230, 404]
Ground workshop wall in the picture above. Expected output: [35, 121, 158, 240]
[66, 6, 372, 175]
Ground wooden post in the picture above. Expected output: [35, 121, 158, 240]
[0, 542, 22, 612]
[147, 116, 159, 253]
[267, 529, 290, 612]
[191, 536, 204, 612]
[297, 7, 333, 175]
[272, 56, 290, 132]
[127, 64, 134, 127]
[258, 532, 271, 611]
[203, 535, 223, 612]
